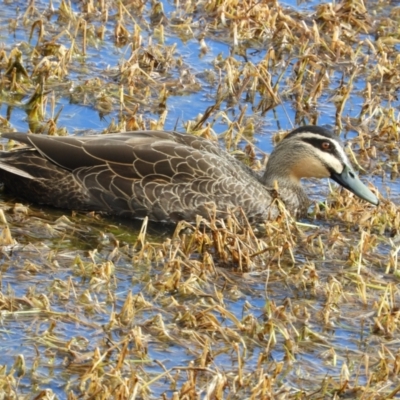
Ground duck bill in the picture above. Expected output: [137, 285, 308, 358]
[331, 165, 379, 205]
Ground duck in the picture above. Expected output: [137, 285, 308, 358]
[0, 125, 378, 223]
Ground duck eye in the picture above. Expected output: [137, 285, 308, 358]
[321, 142, 331, 151]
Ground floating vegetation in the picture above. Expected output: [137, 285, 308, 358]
[0, 0, 400, 398]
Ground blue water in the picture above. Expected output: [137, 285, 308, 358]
[0, 0, 398, 397]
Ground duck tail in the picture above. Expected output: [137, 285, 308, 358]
[0, 160, 35, 179]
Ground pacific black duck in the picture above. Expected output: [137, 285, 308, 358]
[0, 126, 378, 222]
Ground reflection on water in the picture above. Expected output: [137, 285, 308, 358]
[0, 0, 399, 397]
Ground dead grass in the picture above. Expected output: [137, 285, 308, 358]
[0, 0, 400, 399]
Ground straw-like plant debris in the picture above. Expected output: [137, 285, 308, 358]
[0, 0, 400, 398]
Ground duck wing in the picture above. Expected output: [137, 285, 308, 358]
[1, 130, 227, 171]
[0, 131, 270, 221]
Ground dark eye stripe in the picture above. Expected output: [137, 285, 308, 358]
[300, 138, 345, 171]
[301, 138, 336, 152]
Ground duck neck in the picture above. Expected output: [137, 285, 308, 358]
[261, 157, 310, 216]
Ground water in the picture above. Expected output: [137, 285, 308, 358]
[0, 0, 399, 397]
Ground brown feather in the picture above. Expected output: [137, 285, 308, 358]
[0, 127, 375, 223]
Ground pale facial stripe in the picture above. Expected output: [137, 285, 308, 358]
[291, 132, 350, 174]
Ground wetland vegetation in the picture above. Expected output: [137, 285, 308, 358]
[0, 0, 400, 398]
